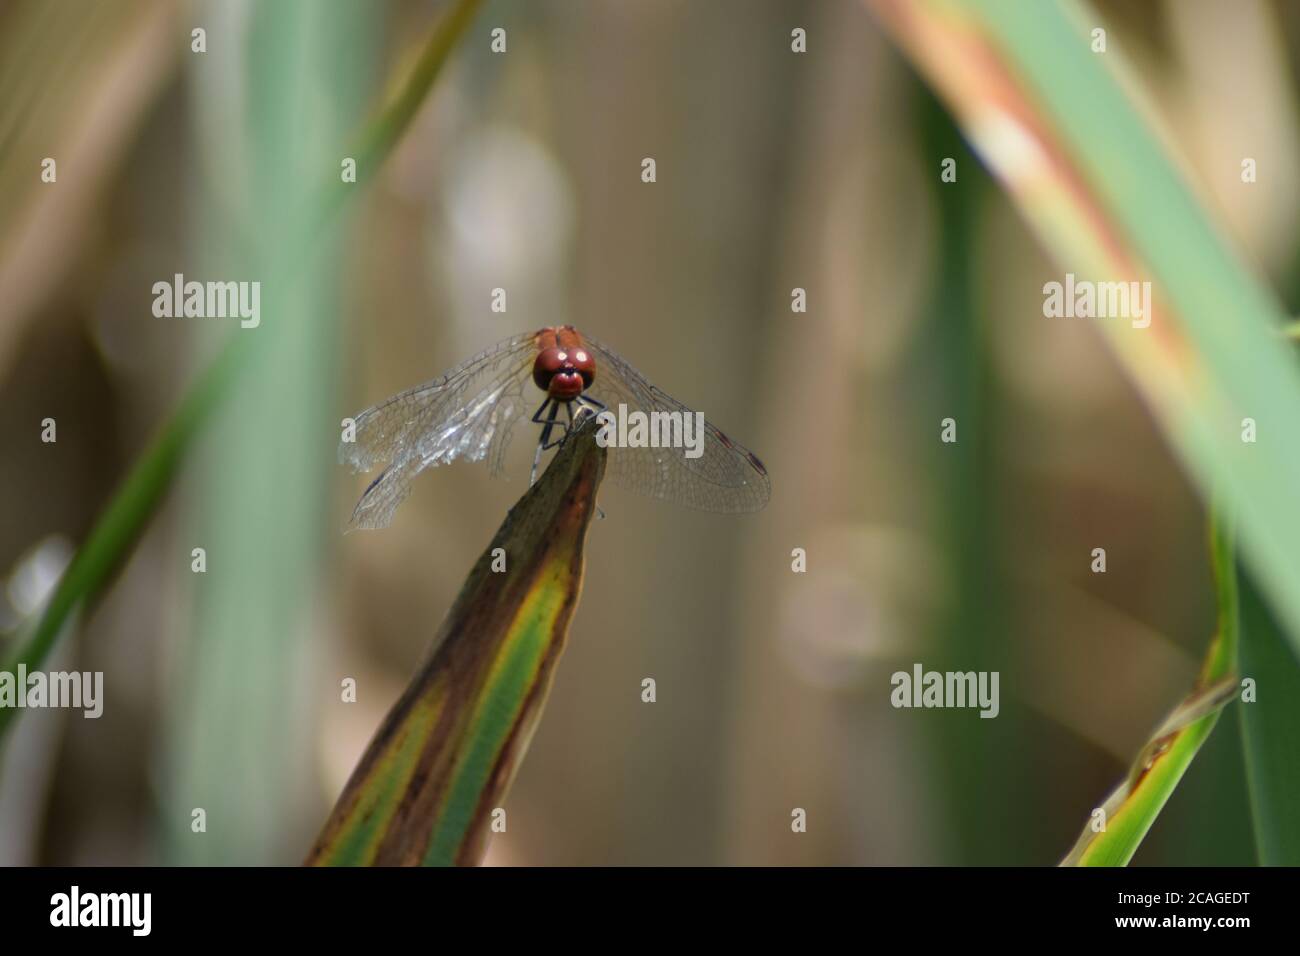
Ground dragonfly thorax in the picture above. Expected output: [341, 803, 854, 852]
[533, 345, 595, 400]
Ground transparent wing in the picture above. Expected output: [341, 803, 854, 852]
[339, 331, 538, 529]
[582, 334, 770, 513]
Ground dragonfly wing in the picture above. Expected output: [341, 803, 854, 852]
[582, 335, 770, 514]
[340, 330, 538, 529]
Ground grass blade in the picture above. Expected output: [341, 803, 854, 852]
[867, 0, 1300, 663]
[1060, 514, 1239, 865]
[0, 0, 485, 741]
[0, 336, 249, 738]
[306, 417, 607, 867]
[1238, 576, 1300, 864]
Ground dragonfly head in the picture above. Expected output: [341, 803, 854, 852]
[533, 346, 595, 399]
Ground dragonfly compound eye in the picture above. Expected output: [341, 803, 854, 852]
[532, 347, 568, 391]
[570, 348, 596, 387]
[533, 345, 595, 397]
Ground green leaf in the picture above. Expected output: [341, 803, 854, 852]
[867, 0, 1300, 868]
[1059, 514, 1239, 866]
[0, 336, 250, 738]
[1238, 576, 1300, 864]
[868, 0, 1300, 662]
[306, 417, 607, 867]
[1060, 677, 1237, 866]
[0, 0, 485, 741]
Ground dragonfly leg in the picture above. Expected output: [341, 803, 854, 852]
[529, 398, 557, 486]
[529, 399, 600, 498]
[540, 400, 567, 450]
[530, 396, 555, 426]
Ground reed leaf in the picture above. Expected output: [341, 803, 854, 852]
[1060, 515, 1240, 865]
[867, 0, 1300, 657]
[1238, 576, 1300, 864]
[867, 0, 1300, 868]
[306, 416, 607, 867]
[0, 0, 485, 741]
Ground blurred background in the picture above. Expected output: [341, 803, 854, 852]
[1, 0, 1297, 865]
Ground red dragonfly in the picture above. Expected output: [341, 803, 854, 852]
[340, 326, 770, 528]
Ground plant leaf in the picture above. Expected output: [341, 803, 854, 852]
[306, 416, 607, 867]
[1060, 514, 1239, 865]
[1238, 576, 1300, 864]
[0, 0, 485, 741]
[866, 0, 1300, 663]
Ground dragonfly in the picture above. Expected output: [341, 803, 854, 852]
[339, 326, 770, 529]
